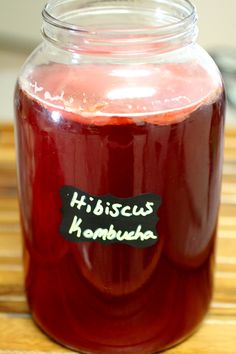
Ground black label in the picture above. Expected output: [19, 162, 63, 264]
[60, 186, 162, 248]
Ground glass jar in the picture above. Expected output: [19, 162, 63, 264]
[14, 0, 225, 353]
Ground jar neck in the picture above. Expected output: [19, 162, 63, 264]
[42, 0, 198, 57]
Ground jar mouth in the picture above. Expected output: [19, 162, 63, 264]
[42, 0, 197, 35]
[42, 0, 197, 55]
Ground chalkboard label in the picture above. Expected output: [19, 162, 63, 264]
[60, 186, 162, 248]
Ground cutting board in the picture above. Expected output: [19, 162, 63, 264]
[0, 124, 235, 353]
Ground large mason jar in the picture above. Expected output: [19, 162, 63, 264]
[14, 0, 225, 353]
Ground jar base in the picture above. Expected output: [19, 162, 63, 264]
[31, 312, 205, 354]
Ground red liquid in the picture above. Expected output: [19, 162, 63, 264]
[15, 64, 225, 353]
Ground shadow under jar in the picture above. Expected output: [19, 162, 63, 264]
[14, 0, 225, 353]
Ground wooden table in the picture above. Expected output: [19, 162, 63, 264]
[0, 123, 236, 354]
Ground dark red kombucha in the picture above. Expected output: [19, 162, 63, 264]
[15, 63, 225, 353]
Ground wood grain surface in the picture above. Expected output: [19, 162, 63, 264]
[0, 123, 236, 353]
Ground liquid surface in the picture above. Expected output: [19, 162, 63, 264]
[15, 63, 225, 353]
[23, 62, 220, 119]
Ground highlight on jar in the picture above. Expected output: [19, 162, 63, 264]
[3, 0, 236, 353]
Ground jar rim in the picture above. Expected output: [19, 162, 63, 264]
[42, 0, 198, 56]
[42, 0, 197, 36]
